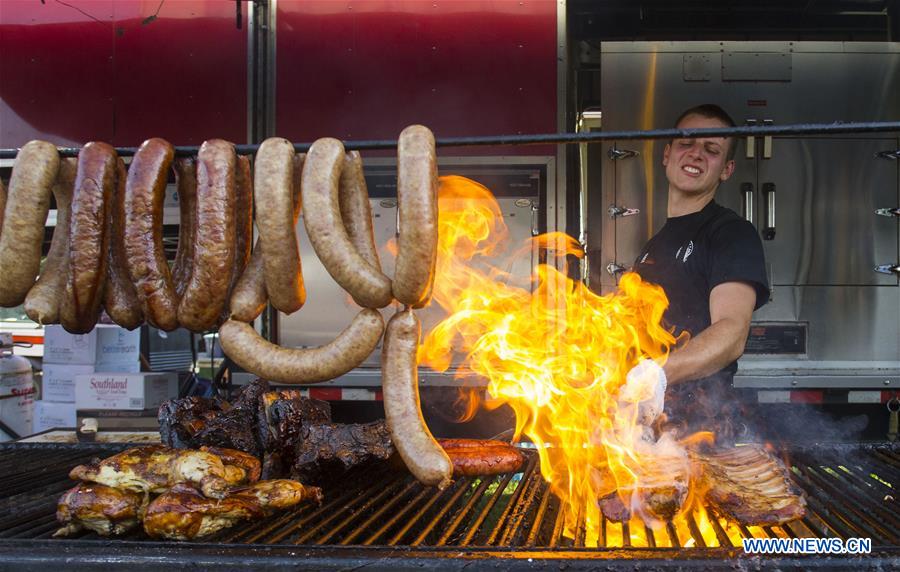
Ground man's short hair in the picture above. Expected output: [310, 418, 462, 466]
[673, 104, 737, 162]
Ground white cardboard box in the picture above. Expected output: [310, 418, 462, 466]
[33, 400, 76, 432]
[75, 372, 176, 411]
[41, 362, 142, 403]
[43, 325, 141, 365]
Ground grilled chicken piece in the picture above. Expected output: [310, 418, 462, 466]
[143, 480, 322, 540]
[200, 445, 261, 484]
[69, 445, 232, 499]
[231, 479, 324, 512]
[697, 445, 807, 525]
[143, 483, 263, 540]
[54, 483, 143, 537]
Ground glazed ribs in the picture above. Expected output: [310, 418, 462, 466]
[696, 445, 807, 525]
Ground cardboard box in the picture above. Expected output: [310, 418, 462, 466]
[75, 372, 176, 411]
[41, 362, 142, 403]
[33, 400, 76, 432]
[43, 325, 140, 366]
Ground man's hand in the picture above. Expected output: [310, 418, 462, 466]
[618, 359, 667, 426]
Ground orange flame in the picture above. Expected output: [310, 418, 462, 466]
[421, 176, 698, 541]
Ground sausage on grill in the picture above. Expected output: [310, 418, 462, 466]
[392, 125, 438, 308]
[177, 139, 236, 331]
[60, 142, 117, 334]
[124, 138, 179, 331]
[382, 309, 452, 489]
[218, 309, 384, 384]
[0, 140, 59, 307]
[438, 439, 525, 477]
[102, 158, 143, 330]
[24, 157, 76, 324]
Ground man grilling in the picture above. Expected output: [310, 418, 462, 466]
[618, 104, 769, 444]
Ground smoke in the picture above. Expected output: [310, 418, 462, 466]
[658, 372, 871, 446]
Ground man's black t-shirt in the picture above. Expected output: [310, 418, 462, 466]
[632, 200, 769, 440]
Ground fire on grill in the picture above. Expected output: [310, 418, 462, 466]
[415, 175, 808, 541]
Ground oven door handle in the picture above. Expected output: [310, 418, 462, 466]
[740, 182, 755, 225]
[762, 182, 776, 240]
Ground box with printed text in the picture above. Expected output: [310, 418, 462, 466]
[74, 372, 176, 411]
[43, 325, 140, 366]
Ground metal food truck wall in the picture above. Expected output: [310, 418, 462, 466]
[589, 41, 899, 393]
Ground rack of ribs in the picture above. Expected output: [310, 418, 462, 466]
[696, 445, 807, 525]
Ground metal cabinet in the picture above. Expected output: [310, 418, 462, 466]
[593, 42, 900, 387]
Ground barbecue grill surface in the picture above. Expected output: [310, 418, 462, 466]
[0, 442, 897, 570]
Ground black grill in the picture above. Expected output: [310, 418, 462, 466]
[0, 442, 898, 570]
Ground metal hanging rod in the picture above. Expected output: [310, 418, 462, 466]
[1, 120, 898, 159]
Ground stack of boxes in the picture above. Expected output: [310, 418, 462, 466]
[33, 325, 145, 432]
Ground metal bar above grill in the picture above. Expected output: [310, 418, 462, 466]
[0, 442, 897, 569]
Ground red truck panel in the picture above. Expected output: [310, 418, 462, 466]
[275, 0, 557, 155]
[0, 0, 247, 148]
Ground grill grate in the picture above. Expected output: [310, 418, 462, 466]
[0, 442, 897, 552]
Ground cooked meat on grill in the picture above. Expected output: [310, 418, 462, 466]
[438, 439, 525, 477]
[199, 445, 261, 485]
[143, 479, 322, 540]
[697, 445, 807, 525]
[54, 482, 144, 537]
[597, 491, 631, 522]
[292, 420, 394, 484]
[69, 445, 236, 499]
[158, 379, 270, 457]
[143, 483, 263, 540]
[230, 479, 324, 512]
[258, 390, 331, 478]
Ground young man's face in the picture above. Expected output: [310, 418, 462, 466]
[663, 114, 735, 197]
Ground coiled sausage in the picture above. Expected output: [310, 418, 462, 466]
[60, 142, 117, 334]
[392, 125, 438, 307]
[24, 158, 76, 324]
[254, 137, 305, 314]
[102, 158, 143, 330]
[177, 139, 236, 332]
[124, 138, 179, 331]
[218, 309, 384, 384]
[302, 138, 392, 309]
[0, 140, 60, 307]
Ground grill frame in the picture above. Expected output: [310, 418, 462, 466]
[0, 441, 897, 570]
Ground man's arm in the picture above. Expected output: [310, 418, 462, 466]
[662, 281, 756, 385]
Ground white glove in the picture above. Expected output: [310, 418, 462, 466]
[618, 359, 667, 426]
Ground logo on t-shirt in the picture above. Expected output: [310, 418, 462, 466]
[675, 240, 694, 263]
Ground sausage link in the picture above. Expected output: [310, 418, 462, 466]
[232, 155, 253, 289]
[302, 138, 392, 309]
[171, 157, 197, 299]
[60, 142, 117, 334]
[437, 439, 524, 477]
[339, 151, 382, 271]
[254, 137, 305, 314]
[177, 139, 237, 332]
[0, 140, 60, 307]
[230, 154, 304, 322]
[24, 158, 77, 324]
[124, 138, 179, 331]
[392, 125, 438, 307]
[382, 309, 452, 489]
[218, 309, 384, 383]
[102, 159, 143, 330]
